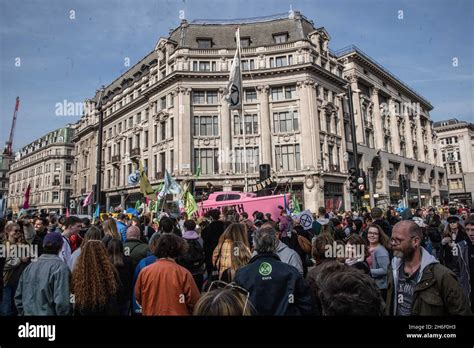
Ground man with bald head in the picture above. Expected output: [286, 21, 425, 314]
[124, 225, 149, 271]
[385, 220, 471, 315]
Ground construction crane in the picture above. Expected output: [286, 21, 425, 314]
[3, 97, 20, 156]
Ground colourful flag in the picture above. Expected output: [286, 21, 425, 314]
[225, 28, 242, 110]
[139, 161, 155, 199]
[83, 191, 93, 207]
[195, 166, 201, 179]
[93, 204, 100, 220]
[158, 170, 182, 200]
[149, 200, 158, 213]
[23, 184, 31, 209]
[135, 200, 141, 211]
[66, 208, 70, 217]
[183, 191, 198, 217]
[292, 192, 301, 215]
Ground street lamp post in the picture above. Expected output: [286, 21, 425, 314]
[95, 87, 106, 212]
[347, 84, 361, 210]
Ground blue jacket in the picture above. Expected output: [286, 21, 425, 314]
[370, 244, 390, 290]
[131, 254, 157, 315]
[234, 253, 314, 315]
[116, 221, 128, 242]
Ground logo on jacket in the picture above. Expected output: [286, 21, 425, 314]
[259, 262, 272, 276]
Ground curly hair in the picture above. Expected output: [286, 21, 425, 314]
[72, 240, 118, 311]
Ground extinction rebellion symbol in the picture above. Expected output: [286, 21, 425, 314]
[259, 262, 272, 276]
[230, 84, 240, 106]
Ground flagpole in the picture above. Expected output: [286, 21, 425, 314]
[236, 27, 248, 192]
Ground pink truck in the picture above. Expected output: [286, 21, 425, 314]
[198, 191, 290, 220]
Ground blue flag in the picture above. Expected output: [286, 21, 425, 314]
[94, 204, 100, 219]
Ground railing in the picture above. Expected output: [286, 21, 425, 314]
[191, 12, 298, 25]
[329, 164, 340, 172]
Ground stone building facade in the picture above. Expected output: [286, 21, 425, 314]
[71, 12, 447, 213]
[335, 45, 448, 208]
[7, 126, 75, 214]
[433, 119, 474, 206]
[0, 153, 13, 217]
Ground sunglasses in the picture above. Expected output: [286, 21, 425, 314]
[208, 280, 250, 315]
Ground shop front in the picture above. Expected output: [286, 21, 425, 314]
[324, 182, 345, 212]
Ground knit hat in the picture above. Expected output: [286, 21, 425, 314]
[43, 232, 63, 248]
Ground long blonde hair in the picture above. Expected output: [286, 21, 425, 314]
[102, 219, 120, 240]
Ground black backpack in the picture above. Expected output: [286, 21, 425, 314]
[179, 239, 205, 275]
[427, 226, 442, 243]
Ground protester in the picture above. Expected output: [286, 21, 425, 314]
[177, 219, 205, 291]
[102, 218, 121, 247]
[366, 223, 390, 299]
[134, 234, 201, 315]
[0, 223, 30, 315]
[234, 226, 314, 315]
[371, 207, 392, 237]
[107, 239, 133, 315]
[312, 207, 329, 236]
[69, 226, 103, 271]
[212, 223, 251, 278]
[344, 234, 371, 276]
[464, 215, 474, 311]
[15, 232, 71, 315]
[220, 241, 252, 283]
[438, 215, 473, 299]
[33, 217, 48, 241]
[60, 216, 82, 267]
[202, 209, 226, 279]
[193, 284, 254, 316]
[20, 221, 43, 256]
[116, 214, 128, 242]
[385, 220, 471, 315]
[72, 240, 120, 315]
[123, 226, 149, 271]
[318, 262, 384, 315]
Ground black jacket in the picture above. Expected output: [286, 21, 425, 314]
[234, 253, 314, 315]
[201, 221, 225, 269]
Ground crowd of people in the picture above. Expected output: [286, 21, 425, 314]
[0, 203, 473, 316]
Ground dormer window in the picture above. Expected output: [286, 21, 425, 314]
[197, 38, 212, 49]
[273, 32, 288, 44]
[240, 37, 251, 48]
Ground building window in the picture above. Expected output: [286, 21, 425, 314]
[273, 111, 299, 133]
[245, 89, 257, 102]
[160, 96, 167, 110]
[240, 37, 251, 47]
[193, 90, 218, 104]
[194, 148, 219, 174]
[170, 150, 174, 173]
[192, 61, 216, 72]
[326, 114, 332, 133]
[242, 59, 255, 71]
[194, 116, 219, 136]
[161, 122, 166, 140]
[275, 144, 301, 171]
[234, 114, 259, 135]
[52, 191, 59, 201]
[273, 33, 288, 43]
[271, 85, 296, 101]
[234, 147, 259, 173]
[448, 162, 457, 175]
[54, 163, 61, 171]
[154, 124, 158, 143]
[197, 38, 212, 49]
[170, 118, 174, 138]
[144, 130, 149, 148]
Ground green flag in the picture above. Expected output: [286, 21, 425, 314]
[135, 200, 141, 211]
[139, 161, 155, 199]
[183, 191, 198, 217]
[149, 200, 158, 213]
[195, 166, 201, 178]
[292, 193, 301, 215]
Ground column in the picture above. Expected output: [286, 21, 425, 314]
[106, 196, 110, 212]
[348, 75, 364, 143]
[297, 80, 316, 170]
[219, 88, 232, 173]
[179, 88, 192, 175]
[404, 107, 414, 159]
[415, 112, 425, 162]
[309, 82, 321, 169]
[371, 88, 384, 150]
[426, 121, 435, 164]
[173, 91, 179, 174]
[388, 99, 401, 155]
[257, 85, 272, 165]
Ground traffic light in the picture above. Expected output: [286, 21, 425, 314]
[399, 174, 410, 196]
[349, 167, 359, 195]
[357, 170, 366, 195]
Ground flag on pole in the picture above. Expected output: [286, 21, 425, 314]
[135, 200, 141, 211]
[158, 170, 182, 200]
[139, 161, 155, 199]
[183, 190, 198, 217]
[225, 28, 242, 110]
[292, 192, 301, 215]
[83, 191, 93, 207]
[23, 184, 31, 209]
[66, 208, 70, 217]
[149, 200, 158, 213]
[195, 166, 201, 179]
[93, 204, 100, 220]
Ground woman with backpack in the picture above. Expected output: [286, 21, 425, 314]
[178, 220, 205, 291]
